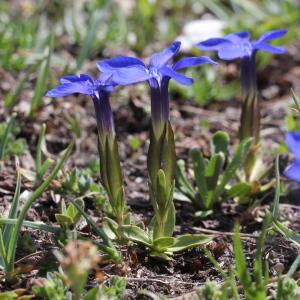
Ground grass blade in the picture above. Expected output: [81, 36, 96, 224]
[5, 142, 73, 279]
[3, 159, 21, 245]
[0, 115, 15, 162]
[30, 33, 54, 115]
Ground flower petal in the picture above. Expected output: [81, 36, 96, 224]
[256, 29, 287, 44]
[46, 82, 93, 97]
[218, 44, 249, 60]
[196, 38, 232, 51]
[149, 41, 181, 68]
[97, 56, 149, 85]
[225, 31, 250, 43]
[252, 42, 286, 54]
[110, 66, 150, 85]
[173, 56, 217, 70]
[97, 56, 146, 71]
[286, 132, 300, 158]
[284, 160, 300, 182]
[60, 74, 93, 84]
[159, 66, 193, 85]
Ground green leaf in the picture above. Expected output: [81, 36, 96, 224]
[156, 169, 168, 210]
[211, 131, 229, 155]
[55, 214, 73, 228]
[205, 153, 224, 208]
[214, 138, 252, 201]
[226, 182, 252, 198]
[273, 221, 300, 247]
[190, 149, 207, 205]
[0, 115, 15, 161]
[162, 201, 175, 238]
[233, 224, 253, 294]
[153, 237, 175, 252]
[167, 234, 212, 253]
[175, 160, 195, 200]
[3, 162, 21, 246]
[119, 225, 152, 247]
[161, 122, 176, 189]
[67, 198, 84, 225]
[106, 137, 125, 223]
[149, 251, 171, 261]
[83, 287, 100, 300]
[5, 142, 74, 279]
[70, 198, 122, 262]
[272, 155, 280, 221]
[103, 217, 120, 240]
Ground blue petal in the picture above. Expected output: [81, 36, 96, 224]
[218, 44, 250, 60]
[109, 66, 150, 85]
[252, 43, 286, 54]
[159, 66, 193, 85]
[284, 160, 300, 182]
[196, 38, 232, 51]
[149, 41, 181, 68]
[225, 31, 250, 43]
[286, 132, 300, 158]
[173, 56, 217, 70]
[46, 82, 93, 97]
[256, 29, 287, 44]
[97, 56, 146, 71]
[97, 56, 149, 85]
[60, 74, 93, 84]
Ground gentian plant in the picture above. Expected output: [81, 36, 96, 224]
[284, 132, 300, 182]
[98, 42, 215, 258]
[46, 73, 126, 224]
[196, 30, 287, 199]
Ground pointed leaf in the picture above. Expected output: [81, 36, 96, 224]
[167, 234, 212, 252]
[233, 224, 252, 292]
[226, 182, 252, 198]
[175, 159, 195, 200]
[119, 225, 152, 247]
[153, 237, 175, 252]
[214, 138, 252, 200]
[55, 214, 73, 228]
[190, 149, 207, 205]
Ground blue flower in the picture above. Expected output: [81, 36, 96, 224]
[46, 73, 116, 140]
[284, 132, 300, 182]
[196, 29, 287, 60]
[98, 41, 216, 138]
[97, 41, 217, 87]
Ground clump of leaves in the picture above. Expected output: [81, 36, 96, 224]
[56, 167, 102, 196]
[32, 272, 69, 300]
[176, 131, 252, 216]
[99, 276, 126, 300]
[55, 198, 84, 230]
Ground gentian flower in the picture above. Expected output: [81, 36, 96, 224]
[98, 42, 217, 238]
[98, 41, 217, 139]
[284, 132, 300, 182]
[46, 73, 116, 143]
[46, 73, 126, 224]
[196, 29, 287, 141]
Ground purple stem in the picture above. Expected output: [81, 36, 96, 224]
[92, 91, 115, 141]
